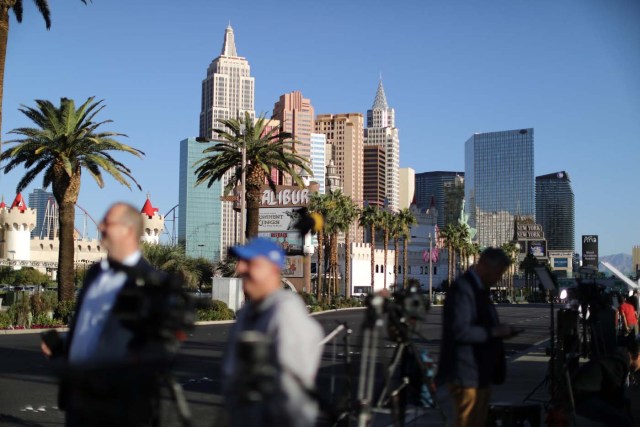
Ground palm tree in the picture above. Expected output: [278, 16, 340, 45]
[141, 242, 202, 289]
[0, 0, 88, 153]
[397, 208, 417, 289]
[1, 97, 143, 302]
[441, 224, 460, 286]
[389, 214, 401, 289]
[336, 193, 359, 298]
[501, 241, 518, 299]
[309, 192, 330, 302]
[194, 112, 312, 240]
[379, 211, 393, 290]
[359, 205, 381, 291]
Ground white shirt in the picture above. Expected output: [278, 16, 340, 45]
[68, 251, 141, 364]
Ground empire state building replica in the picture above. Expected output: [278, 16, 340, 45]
[199, 24, 256, 251]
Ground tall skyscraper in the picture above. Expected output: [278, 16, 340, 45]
[315, 113, 364, 241]
[28, 188, 56, 239]
[273, 91, 314, 185]
[398, 167, 415, 210]
[364, 80, 400, 212]
[195, 24, 255, 254]
[199, 24, 255, 137]
[536, 171, 575, 252]
[178, 138, 224, 261]
[415, 171, 464, 229]
[310, 133, 327, 193]
[465, 128, 534, 247]
[363, 145, 387, 208]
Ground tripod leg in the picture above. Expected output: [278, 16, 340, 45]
[167, 376, 193, 427]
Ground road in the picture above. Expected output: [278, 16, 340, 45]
[0, 304, 552, 426]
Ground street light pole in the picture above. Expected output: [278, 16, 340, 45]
[429, 232, 433, 304]
[239, 125, 247, 245]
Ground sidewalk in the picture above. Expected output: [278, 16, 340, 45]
[372, 341, 551, 426]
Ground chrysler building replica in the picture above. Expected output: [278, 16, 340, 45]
[364, 79, 400, 212]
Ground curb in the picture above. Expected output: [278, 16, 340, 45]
[0, 326, 69, 336]
[0, 307, 373, 336]
[311, 307, 366, 317]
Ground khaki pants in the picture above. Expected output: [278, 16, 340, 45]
[448, 385, 491, 427]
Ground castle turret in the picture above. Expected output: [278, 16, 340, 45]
[140, 195, 164, 244]
[1, 193, 36, 264]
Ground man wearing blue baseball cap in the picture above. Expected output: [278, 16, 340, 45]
[222, 237, 324, 427]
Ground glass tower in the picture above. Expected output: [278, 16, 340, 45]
[414, 171, 464, 229]
[28, 188, 56, 239]
[178, 138, 224, 261]
[310, 133, 326, 194]
[536, 171, 575, 252]
[465, 128, 534, 248]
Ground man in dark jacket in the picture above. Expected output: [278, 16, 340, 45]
[572, 338, 640, 426]
[436, 248, 519, 427]
[41, 203, 173, 427]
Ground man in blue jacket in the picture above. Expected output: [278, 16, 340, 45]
[436, 248, 519, 427]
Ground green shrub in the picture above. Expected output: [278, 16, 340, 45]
[55, 300, 76, 324]
[196, 308, 234, 321]
[32, 313, 58, 328]
[8, 297, 31, 328]
[298, 291, 317, 306]
[0, 311, 12, 329]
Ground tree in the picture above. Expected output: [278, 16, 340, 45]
[334, 192, 359, 298]
[0, 0, 88, 153]
[141, 242, 204, 289]
[397, 208, 417, 289]
[194, 112, 312, 240]
[309, 192, 330, 302]
[379, 211, 393, 290]
[441, 224, 461, 286]
[389, 214, 402, 289]
[359, 205, 381, 291]
[501, 241, 518, 299]
[1, 98, 142, 302]
[520, 252, 539, 298]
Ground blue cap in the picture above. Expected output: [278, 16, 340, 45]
[229, 237, 285, 269]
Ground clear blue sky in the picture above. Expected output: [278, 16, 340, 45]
[1, 0, 638, 255]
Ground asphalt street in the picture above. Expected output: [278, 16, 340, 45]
[0, 304, 552, 426]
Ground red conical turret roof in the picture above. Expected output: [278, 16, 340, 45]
[141, 195, 159, 218]
[0, 196, 5, 209]
[10, 193, 27, 212]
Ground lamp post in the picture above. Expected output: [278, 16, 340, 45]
[196, 125, 247, 245]
[198, 244, 205, 258]
[238, 123, 247, 245]
[429, 232, 433, 304]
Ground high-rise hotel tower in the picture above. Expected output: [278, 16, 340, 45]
[465, 129, 535, 248]
[179, 24, 255, 259]
[364, 80, 399, 212]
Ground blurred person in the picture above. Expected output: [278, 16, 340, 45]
[222, 237, 324, 427]
[435, 248, 520, 427]
[41, 203, 170, 427]
[572, 337, 640, 427]
[619, 295, 638, 336]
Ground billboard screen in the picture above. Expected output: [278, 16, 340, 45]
[582, 235, 598, 269]
[259, 207, 304, 254]
[528, 240, 547, 258]
[553, 258, 569, 268]
[282, 256, 304, 278]
[258, 231, 304, 254]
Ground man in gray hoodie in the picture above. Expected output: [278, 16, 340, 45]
[222, 237, 324, 427]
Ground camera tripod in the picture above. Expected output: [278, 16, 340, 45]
[356, 296, 445, 427]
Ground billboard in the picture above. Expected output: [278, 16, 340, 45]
[258, 231, 304, 254]
[553, 258, 569, 268]
[258, 207, 304, 254]
[282, 256, 304, 278]
[582, 235, 599, 269]
[528, 240, 547, 258]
